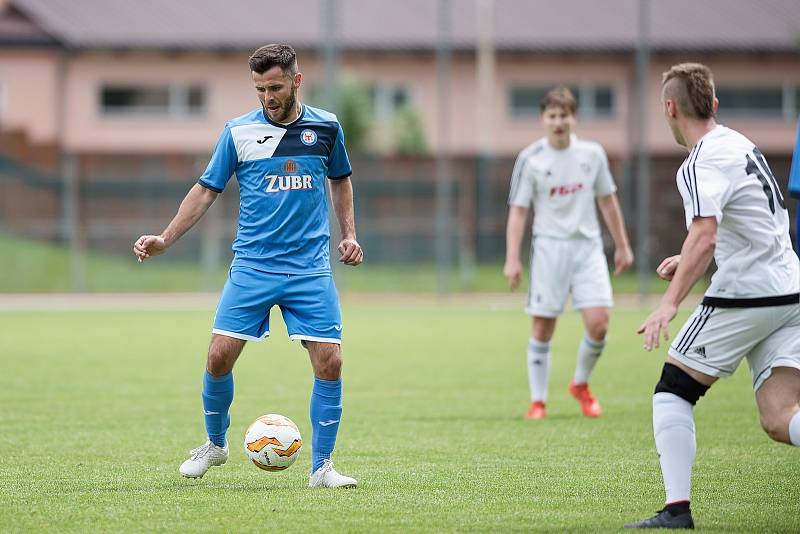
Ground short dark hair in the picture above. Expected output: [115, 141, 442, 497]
[248, 44, 298, 75]
[540, 86, 577, 115]
[662, 63, 715, 119]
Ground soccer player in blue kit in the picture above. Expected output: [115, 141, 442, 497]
[133, 44, 362, 488]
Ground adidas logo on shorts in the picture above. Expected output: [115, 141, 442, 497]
[691, 346, 707, 358]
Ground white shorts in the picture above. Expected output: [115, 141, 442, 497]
[668, 301, 800, 390]
[526, 236, 613, 317]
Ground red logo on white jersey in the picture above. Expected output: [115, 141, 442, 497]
[549, 183, 584, 197]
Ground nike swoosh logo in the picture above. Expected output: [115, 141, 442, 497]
[334, 325, 343, 331]
[319, 420, 339, 426]
[203, 410, 220, 416]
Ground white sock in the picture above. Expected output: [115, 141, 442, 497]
[527, 338, 551, 402]
[573, 334, 605, 384]
[653, 392, 695, 504]
[789, 410, 800, 446]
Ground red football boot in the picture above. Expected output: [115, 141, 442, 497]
[525, 400, 547, 420]
[568, 382, 602, 417]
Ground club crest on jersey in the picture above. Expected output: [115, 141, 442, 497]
[263, 160, 313, 193]
[282, 160, 298, 173]
[300, 129, 317, 146]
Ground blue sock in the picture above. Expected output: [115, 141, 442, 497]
[310, 377, 342, 472]
[202, 370, 233, 447]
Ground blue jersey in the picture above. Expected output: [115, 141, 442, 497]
[198, 104, 352, 274]
[790, 116, 800, 199]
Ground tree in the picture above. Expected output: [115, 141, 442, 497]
[306, 77, 371, 154]
[392, 106, 427, 155]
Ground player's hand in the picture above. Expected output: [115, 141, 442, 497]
[637, 301, 678, 351]
[503, 259, 522, 290]
[133, 235, 167, 263]
[656, 255, 681, 281]
[338, 238, 363, 266]
[614, 245, 634, 275]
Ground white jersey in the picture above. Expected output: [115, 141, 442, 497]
[508, 135, 617, 239]
[677, 125, 800, 303]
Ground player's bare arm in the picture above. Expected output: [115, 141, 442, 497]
[329, 177, 363, 266]
[596, 193, 634, 275]
[504, 205, 528, 290]
[638, 216, 716, 350]
[133, 183, 218, 262]
[656, 255, 681, 281]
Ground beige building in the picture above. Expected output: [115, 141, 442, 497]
[1, 0, 798, 272]
[2, 0, 799, 160]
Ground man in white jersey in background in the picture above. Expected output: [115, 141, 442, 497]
[504, 86, 634, 420]
[625, 63, 800, 529]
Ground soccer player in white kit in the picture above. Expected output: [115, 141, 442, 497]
[625, 63, 800, 529]
[504, 87, 634, 420]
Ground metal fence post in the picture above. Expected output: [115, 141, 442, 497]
[435, 0, 453, 296]
[634, 0, 651, 296]
[61, 152, 86, 291]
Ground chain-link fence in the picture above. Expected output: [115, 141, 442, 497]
[1, 150, 796, 291]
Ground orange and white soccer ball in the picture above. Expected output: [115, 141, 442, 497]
[244, 414, 303, 471]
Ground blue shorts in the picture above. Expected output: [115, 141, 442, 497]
[212, 266, 342, 344]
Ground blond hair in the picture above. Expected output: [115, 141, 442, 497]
[662, 63, 715, 119]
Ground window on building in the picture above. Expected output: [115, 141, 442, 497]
[368, 85, 412, 119]
[511, 87, 557, 118]
[715, 86, 784, 118]
[510, 85, 614, 119]
[100, 84, 207, 116]
[587, 86, 614, 118]
[794, 88, 800, 116]
[305, 82, 410, 119]
[0, 81, 6, 122]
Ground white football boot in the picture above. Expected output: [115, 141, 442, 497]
[179, 440, 228, 478]
[308, 459, 358, 488]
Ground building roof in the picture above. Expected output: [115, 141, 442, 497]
[0, 3, 55, 46]
[3, 0, 800, 53]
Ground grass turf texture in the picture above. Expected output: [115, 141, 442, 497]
[1, 302, 798, 533]
[1, 233, 686, 294]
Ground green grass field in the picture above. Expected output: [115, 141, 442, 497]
[1, 233, 683, 294]
[1, 300, 798, 533]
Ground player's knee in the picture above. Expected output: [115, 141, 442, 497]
[532, 318, 556, 342]
[760, 417, 784, 442]
[759, 412, 790, 443]
[207, 343, 236, 376]
[587, 320, 608, 341]
[206, 353, 229, 376]
[654, 363, 710, 406]
[324, 356, 342, 378]
[312, 345, 342, 379]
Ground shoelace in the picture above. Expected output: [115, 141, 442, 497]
[189, 442, 213, 460]
[317, 459, 334, 476]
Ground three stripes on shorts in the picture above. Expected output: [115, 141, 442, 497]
[673, 304, 715, 354]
